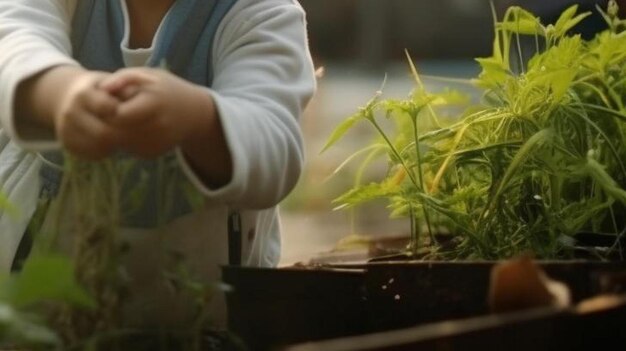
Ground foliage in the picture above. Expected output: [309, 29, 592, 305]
[324, 2, 626, 260]
[0, 254, 95, 349]
[0, 154, 230, 350]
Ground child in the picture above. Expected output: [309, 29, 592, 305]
[0, 0, 316, 327]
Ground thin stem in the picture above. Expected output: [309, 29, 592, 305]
[603, 80, 625, 111]
[368, 118, 420, 189]
[419, 74, 475, 85]
[514, 12, 525, 75]
[405, 50, 442, 128]
[411, 112, 435, 245]
[409, 205, 418, 255]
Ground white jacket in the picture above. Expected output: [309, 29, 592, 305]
[0, 0, 316, 324]
[0, 0, 315, 207]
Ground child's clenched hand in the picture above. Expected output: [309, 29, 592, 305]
[54, 71, 126, 160]
[99, 67, 216, 159]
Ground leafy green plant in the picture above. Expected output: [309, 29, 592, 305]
[0, 153, 234, 350]
[324, 1, 626, 260]
[0, 154, 134, 350]
[0, 254, 95, 350]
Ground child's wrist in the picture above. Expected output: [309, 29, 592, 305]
[179, 86, 232, 188]
[17, 65, 86, 128]
[183, 85, 217, 142]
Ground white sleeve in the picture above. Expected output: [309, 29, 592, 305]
[0, 0, 78, 149]
[177, 0, 317, 209]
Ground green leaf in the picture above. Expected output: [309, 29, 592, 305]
[6, 255, 95, 310]
[555, 5, 579, 28]
[498, 19, 543, 35]
[426, 89, 471, 107]
[596, 3, 614, 28]
[489, 1, 504, 65]
[332, 182, 398, 210]
[579, 153, 626, 205]
[539, 68, 577, 102]
[320, 113, 361, 153]
[323, 143, 386, 183]
[553, 5, 591, 38]
[493, 129, 553, 203]
[498, 7, 543, 35]
[474, 56, 510, 88]
[322, 77, 387, 154]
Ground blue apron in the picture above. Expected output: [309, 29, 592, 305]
[39, 0, 238, 228]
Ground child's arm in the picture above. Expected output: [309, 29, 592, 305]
[103, 0, 317, 208]
[198, 0, 317, 208]
[0, 0, 73, 144]
[17, 66, 123, 160]
[0, 0, 123, 159]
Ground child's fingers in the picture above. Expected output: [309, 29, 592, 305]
[99, 69, 157, 94]
[58, 108, 124, 160]
[82, 89, 119, 120]
[116, 84, 141, 101]
[110, 93, 156, 127]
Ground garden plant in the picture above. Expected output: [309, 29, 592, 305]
[324, 1, 626, 261]
[0, 155, 233, 350]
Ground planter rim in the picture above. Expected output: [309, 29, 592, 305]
[221, 265, 366, 274]
[223, 259, 626, 269]
[284, 299, 621, 351]
[325, 259, 626, 268]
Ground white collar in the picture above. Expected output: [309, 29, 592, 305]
[119, 0, 171, 67]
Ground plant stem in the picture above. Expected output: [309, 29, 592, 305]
[409, 205, 418, 256]
[368, 118, 419, 189]
[411, 112, 435, 245]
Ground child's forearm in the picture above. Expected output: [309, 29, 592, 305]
[179, 87, 233, 189]
[15, 65, 86, 132]
[15, 66, 124, 159]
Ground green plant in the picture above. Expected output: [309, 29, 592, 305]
[0, 254, 95, 350]
[0, 154, 233, 350]
[323, 1, 626, 260]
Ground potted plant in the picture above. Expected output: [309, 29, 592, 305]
[222, 2, 626, 350]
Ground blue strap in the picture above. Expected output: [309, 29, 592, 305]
[69, 0, 96, 54]
[150, 0, 238, 84]
[166, 0, 220, 80]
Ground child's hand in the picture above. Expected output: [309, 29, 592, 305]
[16, 66, 125, 160]
[54, 71, 124, 160]
[99, 68, 213, 159]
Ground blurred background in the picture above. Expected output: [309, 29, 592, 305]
[279, 0, 620, 266]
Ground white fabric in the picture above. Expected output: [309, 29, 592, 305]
[0, 131, 41, 270]
[0, 0, 315, 301]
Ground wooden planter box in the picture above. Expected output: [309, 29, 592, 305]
[222, 266, 368, 350]
[285, 296, 626, 351]
[222, 260, 626, 351]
